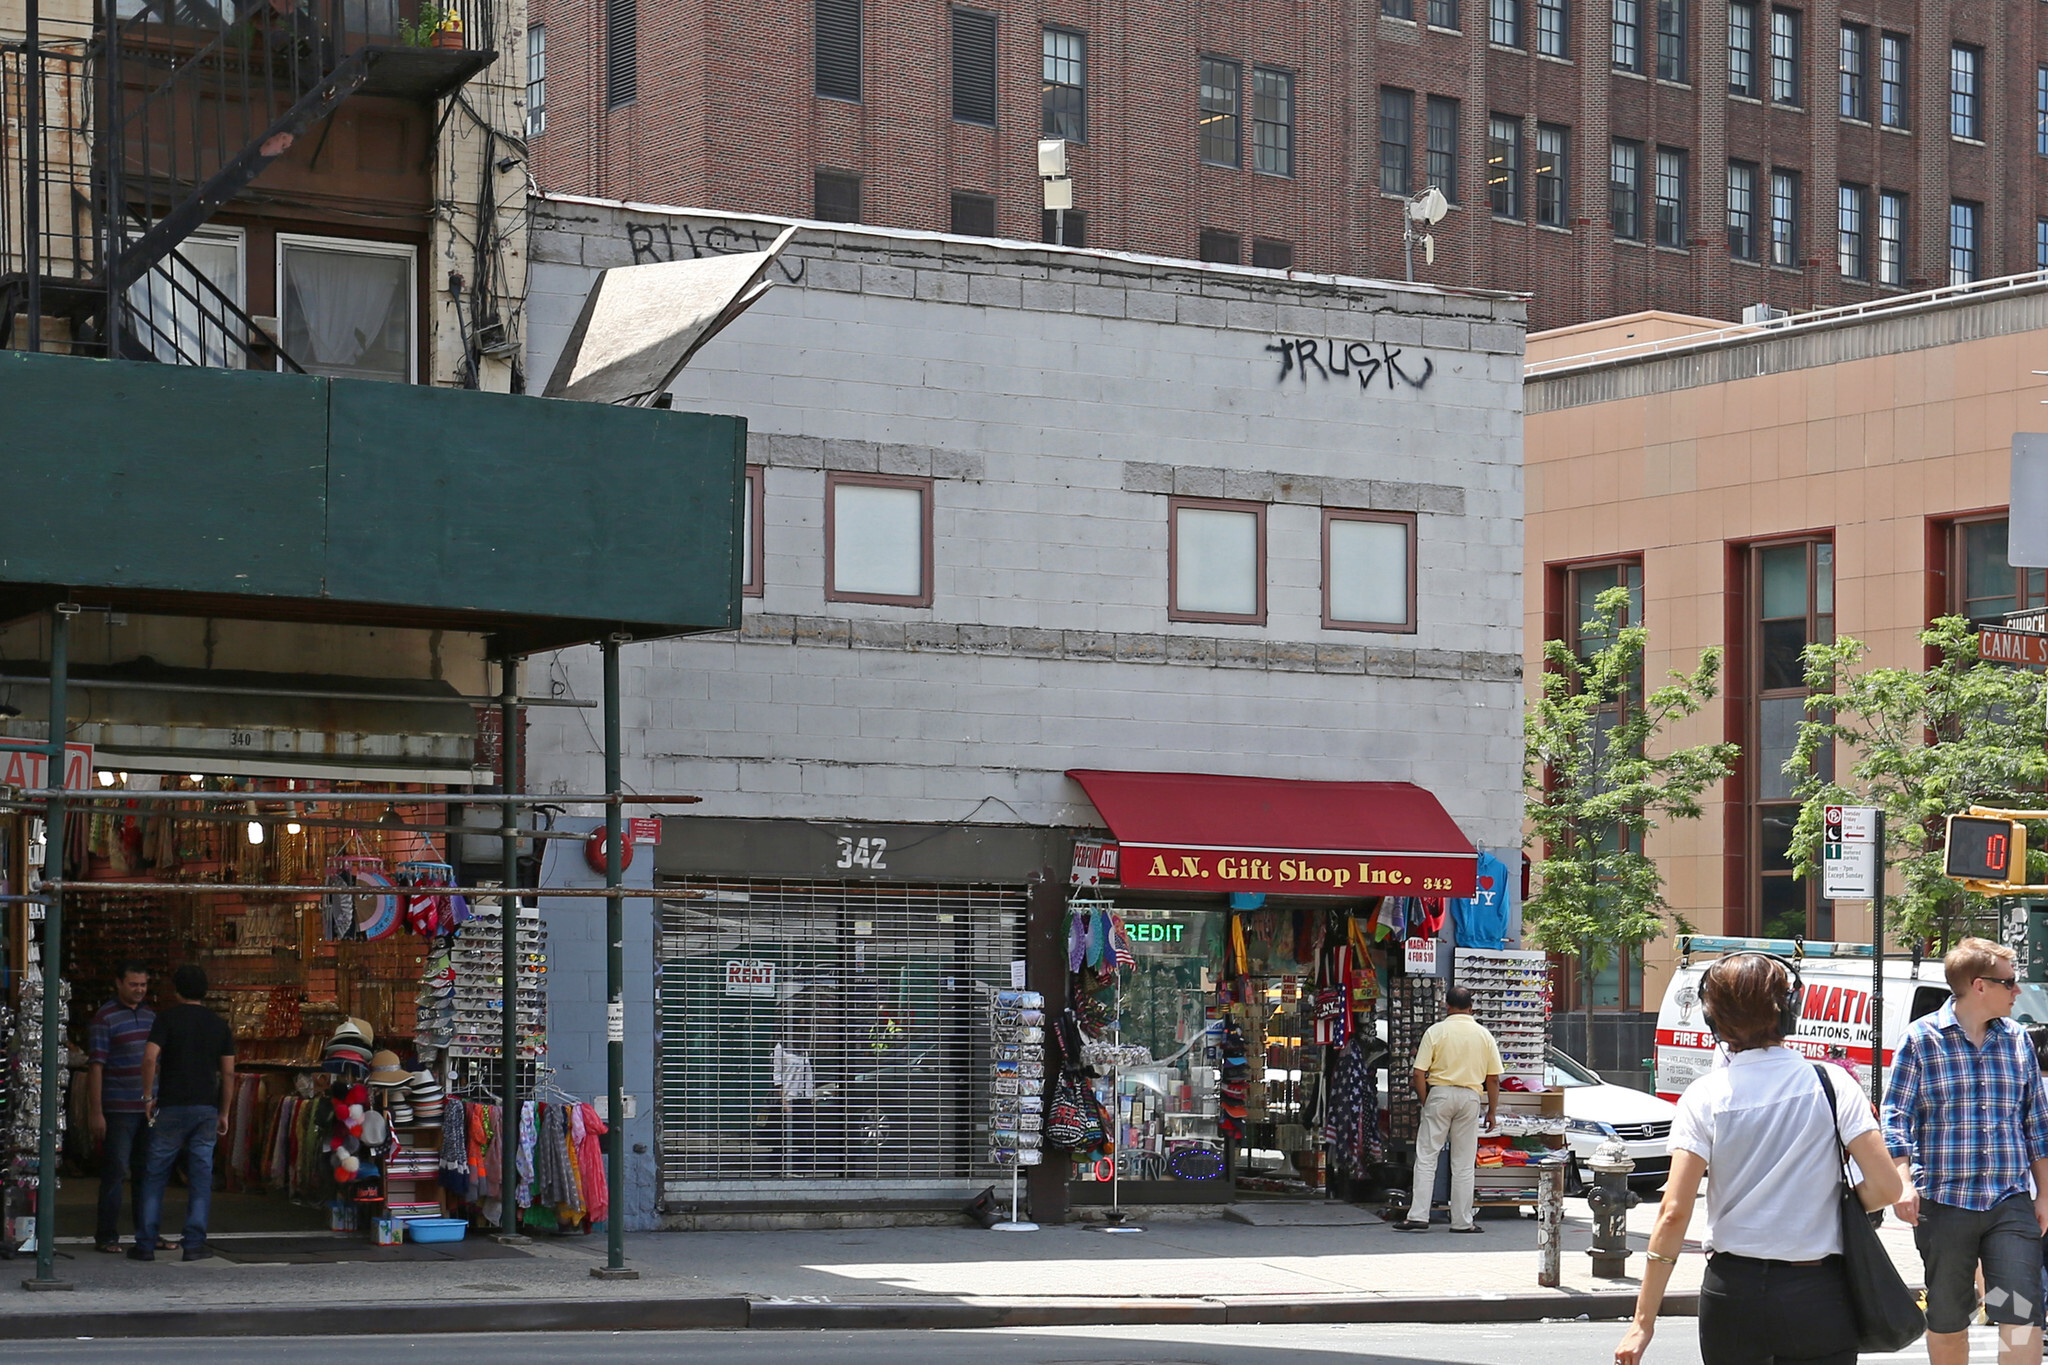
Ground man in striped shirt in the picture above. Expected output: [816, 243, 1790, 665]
[87, 962, 154, 1254]
[1883, 938, 2048, 1365]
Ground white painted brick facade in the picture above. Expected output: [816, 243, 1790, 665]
[523, 196, 1529, 853]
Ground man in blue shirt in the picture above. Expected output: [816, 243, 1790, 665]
[86, 962, 154, 1254]
[1883, 938, 2048, 1365]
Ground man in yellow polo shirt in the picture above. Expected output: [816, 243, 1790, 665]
[1394, 985, 1503, 1234]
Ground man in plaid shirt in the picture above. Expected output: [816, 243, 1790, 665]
[1884, 938, 2048, 1365]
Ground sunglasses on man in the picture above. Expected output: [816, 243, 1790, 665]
[1977, 976, 2022, 991]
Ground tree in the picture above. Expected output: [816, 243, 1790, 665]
[1524, 588, 1741, 1042]
[1788, 615, 2048, 948]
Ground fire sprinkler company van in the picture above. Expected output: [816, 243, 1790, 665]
[1652, 935, 2048, 1102]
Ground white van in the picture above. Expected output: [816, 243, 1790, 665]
[1651, 935, 2048, 1102]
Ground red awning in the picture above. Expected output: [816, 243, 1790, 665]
[1067, 769, 1478, 898]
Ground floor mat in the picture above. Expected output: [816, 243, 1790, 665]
[208, 1237, 535, 1264]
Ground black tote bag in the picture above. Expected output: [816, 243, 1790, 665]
[1812, 1064, 1926, 1354]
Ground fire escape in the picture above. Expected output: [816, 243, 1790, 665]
[1, 0, 495, 366]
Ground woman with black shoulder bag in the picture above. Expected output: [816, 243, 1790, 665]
[1615, 953, 1908, 1365]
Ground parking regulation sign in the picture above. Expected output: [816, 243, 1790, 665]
[1823, 804, 1881, 900]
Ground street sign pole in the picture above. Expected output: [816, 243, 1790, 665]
[1869, 808, 1886, 1110]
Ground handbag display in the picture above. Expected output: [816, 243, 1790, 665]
[1811, 1064, 1926, 1354]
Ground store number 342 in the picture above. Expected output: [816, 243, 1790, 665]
[835, 836, 889, 871]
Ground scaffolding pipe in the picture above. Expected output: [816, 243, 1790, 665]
[497, 656, 524, 1243]
[599, 636, 632, 1278]
[31, 605, 71, 1288]
[0, 674, 598, 707]
[24, 0, 42, 354]
[38, 880, 687, 898]
[7, 791, 701, 805]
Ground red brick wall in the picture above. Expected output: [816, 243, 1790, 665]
[526, 0, 2048, 331]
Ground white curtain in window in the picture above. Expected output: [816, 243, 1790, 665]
[127, 233, 239, 368]
[1328, 518, 1408, 624]
[1176, 507, 1259, 615]
[283, 245, 406, 377]
[833, 484, 923, 597]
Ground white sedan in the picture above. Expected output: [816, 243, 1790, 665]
[1550, 1048, 1678, 1193]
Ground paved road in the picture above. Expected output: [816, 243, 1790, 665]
[15, 1321, 1684, 1365]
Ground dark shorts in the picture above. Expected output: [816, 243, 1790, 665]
[1699, 1254, 1858, 1365]
[1914, 1192, 2045, 1334]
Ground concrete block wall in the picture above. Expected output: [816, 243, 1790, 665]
[523, 199, 1527, 853]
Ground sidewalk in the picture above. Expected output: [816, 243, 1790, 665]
[0, 1199, 1925, 1340]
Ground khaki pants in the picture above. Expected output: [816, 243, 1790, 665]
[1408, 1085, 1483, 1229]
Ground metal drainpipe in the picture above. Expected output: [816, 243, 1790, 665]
[496, 655, 526, 1243]
[29, 604, 74, 1288]
[593, 635, 637, 1279]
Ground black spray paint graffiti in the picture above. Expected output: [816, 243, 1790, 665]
[1265, 338, 1434, 393]
[626, 222, 806, 282]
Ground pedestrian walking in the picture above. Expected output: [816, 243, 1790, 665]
[1616, 951, 1902, 1365]
[86, 961, 155, 1254]
[1883, 938, 2048, 1365]
[130, 964, 235, 1262]
[1394, 984, 1502, 1234]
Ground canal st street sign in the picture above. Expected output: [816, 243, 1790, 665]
[1979, 625, 2048, 667]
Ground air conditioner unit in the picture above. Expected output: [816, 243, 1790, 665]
[1742, 303, 1790, 324]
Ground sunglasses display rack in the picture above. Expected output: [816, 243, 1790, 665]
[444, 899, 548, 1062]
[1, 972, 68, 1256]
[986, 988, 1045, 1231]
[1386, 974, 1445, 1148]
[1452, 947, 1552, 1086]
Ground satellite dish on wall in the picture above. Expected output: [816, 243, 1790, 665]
[1408, 186, 1449, 225]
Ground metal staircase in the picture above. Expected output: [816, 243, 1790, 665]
[2, 0, 495, 364]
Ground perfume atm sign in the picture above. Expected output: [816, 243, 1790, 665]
[1114, 845, 1476, 897]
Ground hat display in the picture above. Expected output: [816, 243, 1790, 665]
[331, 1017, 375, 1047]
[366, 1050, 411, 1087]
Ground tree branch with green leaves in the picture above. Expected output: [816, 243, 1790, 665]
[1788, 615, 2048, 947]
[1524, 587, 1741, 975]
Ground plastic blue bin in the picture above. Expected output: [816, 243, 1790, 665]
[403, 1217, 468, 1243]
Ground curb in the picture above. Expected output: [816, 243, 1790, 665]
[1, 1290, 1695, 1340]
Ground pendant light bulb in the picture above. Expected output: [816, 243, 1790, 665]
[286, 821, 302, 835]
[96, 770, 115, 787]
[246, 819, 265, 846]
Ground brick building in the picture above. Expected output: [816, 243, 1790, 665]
[523, 0, 2048, 331]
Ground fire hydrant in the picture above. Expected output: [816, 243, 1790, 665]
[1585, 1136, 1639, 1278]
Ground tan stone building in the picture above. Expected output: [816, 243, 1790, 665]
[1524, 277, 2048, 1075]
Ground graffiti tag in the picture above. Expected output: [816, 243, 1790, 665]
[1265, 338, 1434, 393]
[626, 222, 806, 283]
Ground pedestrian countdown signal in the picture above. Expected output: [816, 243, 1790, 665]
[1945, 814, 2023, 884]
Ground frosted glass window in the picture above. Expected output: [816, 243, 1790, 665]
[1173, 505, 1261, 618]
[831, 482, 925, 600]
[1327, 517, 1412, 627]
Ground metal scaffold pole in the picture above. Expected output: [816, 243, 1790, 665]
[593, 636, 637, 1279]
[28, 605, 73, 1289]
[496, 655, 527, 1244]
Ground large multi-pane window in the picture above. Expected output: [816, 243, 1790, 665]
[1379, 88, 1413, 195]
[1837, 184, 1866, 279]
[1199, 58, 1240, 166]
[1491, 0, 1520, 46]
[1951, 45, 1981, 140]
[525, 26, 546, 137]
[1655, 0, 1685, 81]
[1252, 67, 1294, 176]
[1839, 24, 1865, 120]
[1042, 29, 1086, 141]
[1879, 33, 1908, 128]
[1950, 200, 1979, 284]
[1728, 2, 1756, 95]
[1728, 161, 1757, 259]
[1611, 139, 1642, 239]
[1613, 0, 1641, 72]
[1536, 124, 1569, 226]
[1427, 96, 1460, 199]
[1877, 189, 1906, 285]
[1952, 518, 2048, 625]
[1751, 540, 1835, 941]
[1489, 115, 1522, 218]
[1537, 0, 1567, 57]
[2037, 67, 2048, 157]
[1770, 169, 1800, 267]
[1770, 8, 1800, 105]
[1654, 147, 1686, 246]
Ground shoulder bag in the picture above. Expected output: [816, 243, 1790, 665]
[1811, 1063, 1926, 1354]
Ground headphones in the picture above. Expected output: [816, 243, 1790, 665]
[1699, 951, 1805, 1040]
